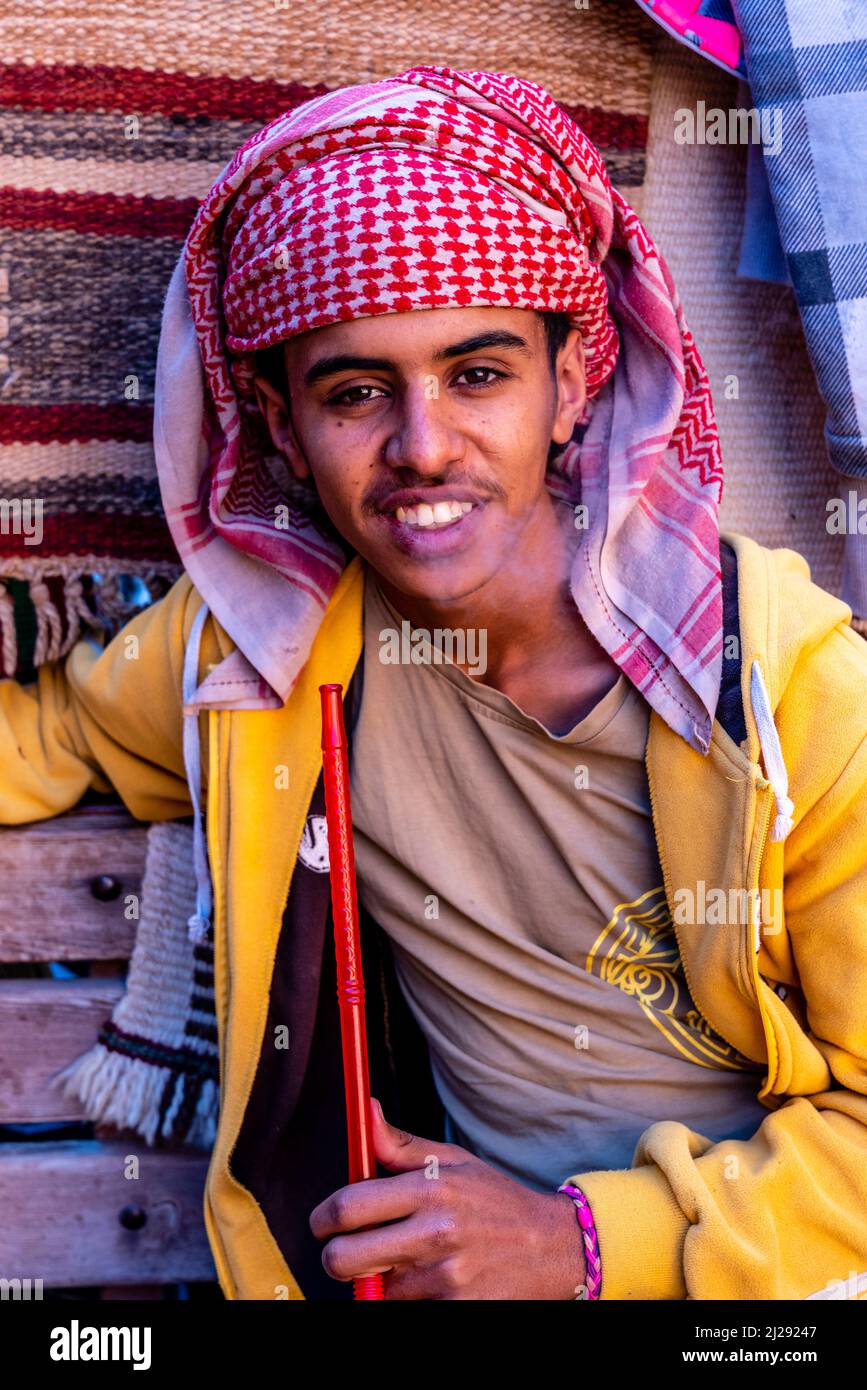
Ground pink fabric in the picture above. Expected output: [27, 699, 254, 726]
[155, 65, 725, 752]
[633, 2, 744, 79]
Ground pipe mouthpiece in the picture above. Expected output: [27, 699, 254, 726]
[319, 683, 347, 751]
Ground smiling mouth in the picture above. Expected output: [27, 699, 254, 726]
[391, 499, 476, 530]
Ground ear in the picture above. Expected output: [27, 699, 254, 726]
[252, 370, 312, 482]
[550, 328, 587, 448]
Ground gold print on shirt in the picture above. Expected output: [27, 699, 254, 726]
[585, 887, 758, 1070]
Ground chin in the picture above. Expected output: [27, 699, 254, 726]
[356, 499, 510, 596]
[374, 556, 497, 606]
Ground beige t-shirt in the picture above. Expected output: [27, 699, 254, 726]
[348, 566, 769, 1191]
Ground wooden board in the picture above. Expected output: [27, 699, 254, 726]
[0, 806, 146, 962]
[0, 977, 124, 1122]
[0, 1140, 214, 1287]
[0, 799, 215, 1291]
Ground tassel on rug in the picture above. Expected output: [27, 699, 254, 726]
[55, 820, 219, 1150]
[0, 561, 180, 681]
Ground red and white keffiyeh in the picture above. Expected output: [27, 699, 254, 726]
[155, 65, 724, 753]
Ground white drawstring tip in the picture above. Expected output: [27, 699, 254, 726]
[750, 661, 795, 845]
[771, 793, 795, 841]
[771, 804, 795, 842]
[187, 911, 211, 945]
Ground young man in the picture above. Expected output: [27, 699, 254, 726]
[3, 66, 867, 1301]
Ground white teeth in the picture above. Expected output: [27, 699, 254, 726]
[392, 499, 477, 529]
[389, 497, 477, 522]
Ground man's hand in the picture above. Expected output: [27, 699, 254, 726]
[309, 1097, 588, 1300]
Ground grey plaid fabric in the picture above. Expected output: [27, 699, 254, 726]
[733, 0, 867, 479]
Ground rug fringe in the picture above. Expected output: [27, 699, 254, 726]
[0, 560, 181, 678]
[55, 1046, 173, 1147]
[0, 580, 17, 675]
[185, 1079, 219, 1150]
[54, 1043, 218, 1149]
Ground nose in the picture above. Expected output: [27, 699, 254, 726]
[383, 382, 465, 477]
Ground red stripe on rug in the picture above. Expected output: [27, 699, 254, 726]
[0, 63, 330, 122]
[0, 64, 648, 149]
[0, 403, 154, 444]
[0, 187, 198, 238]
[556, 101, 647, 151]
[0, 515, 177, 561]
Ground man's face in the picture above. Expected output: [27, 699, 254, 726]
[254, 306, 585, 604]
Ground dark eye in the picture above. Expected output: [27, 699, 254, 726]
[328, 384, 389, 407]
[456, 367, 506, 387]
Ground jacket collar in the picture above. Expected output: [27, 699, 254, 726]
[196, 533, 794, 1076]
[187, 532, 748, 726]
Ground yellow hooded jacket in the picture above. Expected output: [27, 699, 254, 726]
[2, 529, 867, 1301]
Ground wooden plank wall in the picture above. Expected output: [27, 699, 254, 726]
[0, 803, 215, 1289]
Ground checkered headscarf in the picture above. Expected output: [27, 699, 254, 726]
[155, 65, 725, 752]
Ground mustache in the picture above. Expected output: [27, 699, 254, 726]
[363, 472, 508, 514]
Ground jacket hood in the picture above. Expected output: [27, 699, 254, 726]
[719, 530, 853, 844]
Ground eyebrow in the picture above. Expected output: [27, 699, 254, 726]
[302, 330, 534, 387]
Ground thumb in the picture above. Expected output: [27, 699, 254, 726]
[369, 1096, 466, 1174]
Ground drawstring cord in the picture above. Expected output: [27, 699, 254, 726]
[750, 659, 795, 843]
[182, 602, 214, 944]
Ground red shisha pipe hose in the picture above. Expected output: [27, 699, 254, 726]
[319, 683, 384, 1302]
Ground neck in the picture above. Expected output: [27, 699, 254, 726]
[371, 494, 621, 732]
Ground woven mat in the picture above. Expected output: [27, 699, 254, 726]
[638, 26, 843, 598]
[0, 0, 653, 679]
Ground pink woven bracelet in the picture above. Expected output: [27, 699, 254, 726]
[557, 1182, 602, 1300]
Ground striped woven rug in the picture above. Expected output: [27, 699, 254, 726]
[0, 0, 653, 681]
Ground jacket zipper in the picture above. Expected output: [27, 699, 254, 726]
[207, 707, 229, 1088]
[745, 785, 781, 1099]
[645, 738, 776, 1076]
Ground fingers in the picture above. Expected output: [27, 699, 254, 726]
[370, 1096, 470, 1174]
[309, 1168, 430, 1240]
[320, 1211, 460, 1285]
[310, 1102, 480, 1293]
